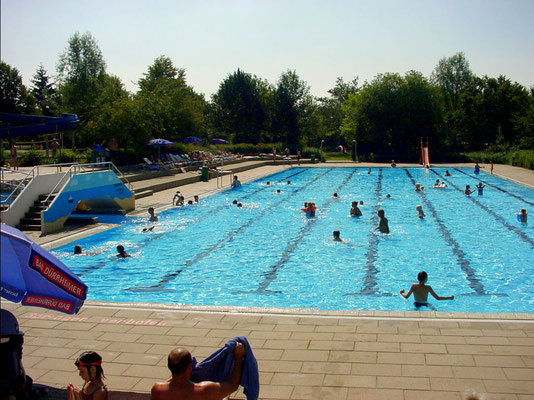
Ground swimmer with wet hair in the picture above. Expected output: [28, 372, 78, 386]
[416, 205, 425, 219]
[350, 201, 362, 217]
[148, 207, 158, 222]
[517, 208, 528, 225]
[376, 209, 389, 233]
[116, 245, 131, 258]
[74, 245, 83, 254]
[332, 230, 343, 242]
[400, 271, 454, 308]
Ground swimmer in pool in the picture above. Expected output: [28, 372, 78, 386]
[148, 207, 158, 222]
[433, 179, 446, 188]
[116, 245, 131, 258]
[74, 245, 83, 254]
[475, 182, 485, 195]
[465, 185, 475, 195]
[376, 209, 389, 234]
[194, 195, 199, 203]
[416, 205, 425, 219]
[415, 183, 423, 192]
[232, 176, 242, 188]
[445, 170, 451, 176]
[332, 192, 339, 198]
[305, 202, 316, 217]
[400, 271, 454, 308]
[350, 201, 362, 217]
[332, 230, 343, 242]
[276, 189, 281, 194]
[517, 208, 528, 225]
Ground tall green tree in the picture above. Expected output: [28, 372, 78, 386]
[211, 69, 268, 144]
[273, 70, 313, 146]
[341, 71, 440, 160]
[457, 75, 530, 150]
[0, 61, 35, 113]
[56, 32, 106, 118]
[135, 56, 206, 142]
[431, 52, 473, 149]
[317, 77, 359, 147]
[31, 64, 58, 116]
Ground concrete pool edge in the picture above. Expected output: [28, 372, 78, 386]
[82, 300, 534, 323]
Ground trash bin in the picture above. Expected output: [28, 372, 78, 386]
[201, 166, 209, 182]
[311, 154, 316, 164]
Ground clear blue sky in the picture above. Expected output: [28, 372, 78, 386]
[2, 0, 534, 98]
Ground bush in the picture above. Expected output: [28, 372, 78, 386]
[302, 147, 321, 160]
[461, 149, 534, 170]
[55, 149, 79, 164]
[19, 150, 41, 166]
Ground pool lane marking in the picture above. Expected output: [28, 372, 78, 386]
[453, 167, 534, 207]
[434, 169, 534, 249]
[126, 168, 335, 292]
[240, 168, 359, 294]
[404, 169, 491, 296]
[344, 168, 393, 297]
[76, 169, 308, 278]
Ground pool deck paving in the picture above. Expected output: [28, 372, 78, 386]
[3, 160, 534, 399]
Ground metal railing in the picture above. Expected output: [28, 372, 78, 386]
[1, 167, 39, 210]
[1, 162, 133, 211]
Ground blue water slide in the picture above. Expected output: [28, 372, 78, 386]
[0, 113, 80, 139]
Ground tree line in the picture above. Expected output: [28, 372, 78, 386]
[1, 32, 533, 163]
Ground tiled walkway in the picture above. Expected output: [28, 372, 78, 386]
[4, 302, 534, 399]
[4, 161, 534, 399]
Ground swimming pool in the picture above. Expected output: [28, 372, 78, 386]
[53, 167, 534, 313]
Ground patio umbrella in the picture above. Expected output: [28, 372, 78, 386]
[210, 138, 229, 144]
[147, 138, 174, 146]
[182, 136, 204, 144]
[1, 223, 87, 314]
[147, 138, 174, 158]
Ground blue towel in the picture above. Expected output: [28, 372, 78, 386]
[190, 336, 259, 400]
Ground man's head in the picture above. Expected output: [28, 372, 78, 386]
[168, 348, 192, 376]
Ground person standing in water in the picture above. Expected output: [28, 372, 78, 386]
[376, 209, 389, 233]
[400, 271, 454, 308]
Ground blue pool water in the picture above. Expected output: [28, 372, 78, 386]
[53, 167, 534, 313]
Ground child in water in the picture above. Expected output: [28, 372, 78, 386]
[416, 205, 425, 219]
[400, 271, 454, 308]
[376, 209, 389, 233]
[305, 202, 316, 217]
[116, 245, 131, 258]
[68, 351, 108, 400]
[332, 230, 343, 242]
[350, 201, 362, 217]
[517, 208, 528, 225]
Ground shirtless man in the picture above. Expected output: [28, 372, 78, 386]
[400, 271, 454, 307]
[151, 343, 245, 400]
[350, 201, 362, 217]
[376, 209, 389, 234]
[148, 207, 158, 222]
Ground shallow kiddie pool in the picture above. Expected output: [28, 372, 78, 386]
[53, 167, 534, 313]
